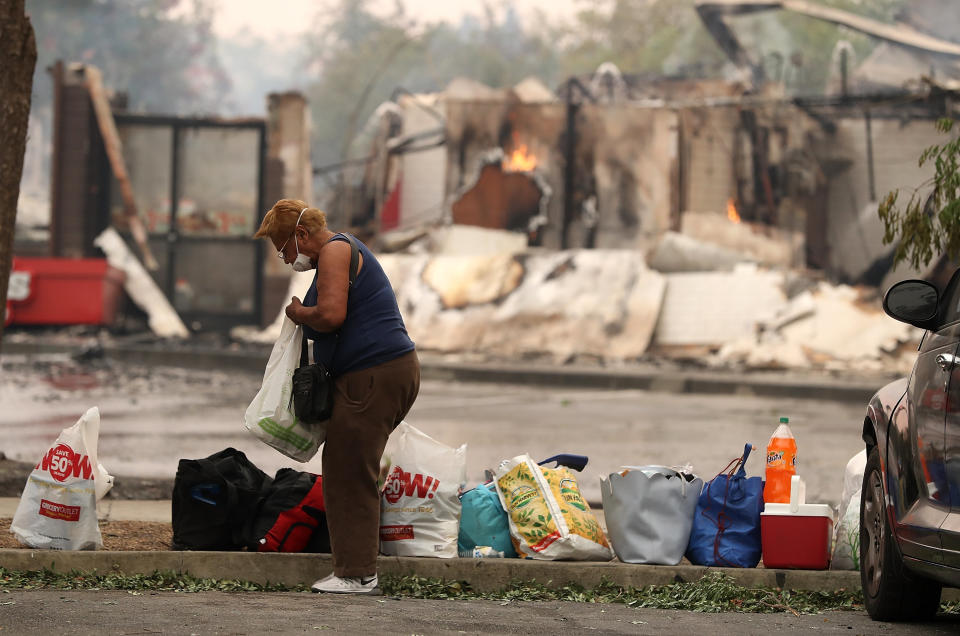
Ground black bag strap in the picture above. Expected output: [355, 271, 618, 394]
[299, 234, 360, 367]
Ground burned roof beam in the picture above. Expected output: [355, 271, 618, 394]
[781, 0, 960, 59]
[697, 1, 960, 68]
[695, 3, 771, 88]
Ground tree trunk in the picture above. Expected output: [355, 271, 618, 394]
[0, 0, 37, 349]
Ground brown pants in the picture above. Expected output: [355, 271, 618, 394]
[322, 350, 420, 577]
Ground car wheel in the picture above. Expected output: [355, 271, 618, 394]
[860, 445, 942, 621]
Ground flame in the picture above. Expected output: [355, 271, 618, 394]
[503, 143, 538, 172]
[726, 198, 741, 224]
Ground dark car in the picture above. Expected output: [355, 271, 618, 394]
[862, 273, 960, 620]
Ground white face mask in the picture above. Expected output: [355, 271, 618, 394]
[291, 233, 313, 272]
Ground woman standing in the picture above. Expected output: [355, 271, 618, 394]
[254, 198, 419, 594]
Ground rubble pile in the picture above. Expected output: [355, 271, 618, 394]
[236, 222, 919, 374]
[382, 249, 665, 363]
[714, 283, 919, 373]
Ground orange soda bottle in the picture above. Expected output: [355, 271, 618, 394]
[763, 416, 797, 503]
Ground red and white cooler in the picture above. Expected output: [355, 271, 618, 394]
[761, 476, 835, 570]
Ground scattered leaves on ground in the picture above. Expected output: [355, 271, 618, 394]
[2, 567, 958, 616]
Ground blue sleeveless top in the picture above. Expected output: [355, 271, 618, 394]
[301, 233, 415, 376]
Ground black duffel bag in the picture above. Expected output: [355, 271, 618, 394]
[171, 448, 272, 551]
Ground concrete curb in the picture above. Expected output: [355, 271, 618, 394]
[0, 548, 863, 594]
[1, 341, 892, 403]
[419, 360, 887, 403]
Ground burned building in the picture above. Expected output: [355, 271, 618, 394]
[14, 0, 960, 347]
[338, 0, 960, 293]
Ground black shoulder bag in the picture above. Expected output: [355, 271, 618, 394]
[291, 234, 359, 423]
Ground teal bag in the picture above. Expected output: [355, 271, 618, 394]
[457, 483, 518, 558]
[458, 455, 587, 558]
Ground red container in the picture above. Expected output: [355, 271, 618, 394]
[761, 501, 834, 570]
[7, 258, 125, 326]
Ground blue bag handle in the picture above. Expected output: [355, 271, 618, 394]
[735, 444, 752, 478]
[539, 454, 588, 472]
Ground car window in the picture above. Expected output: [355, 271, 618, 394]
[940, 271, 960, 327]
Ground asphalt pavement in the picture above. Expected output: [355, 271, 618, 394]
[5, 589, 958, 636]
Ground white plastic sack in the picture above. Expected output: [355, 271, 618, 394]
[838, 450, 866, 519]
[830, 450, 866, 570]
[495, 454, 613, 561]
[831, 490, 861, 570]
[10, 406, 114, 550]
[243, 317, 325, 462]
[379, 422, 466, 558]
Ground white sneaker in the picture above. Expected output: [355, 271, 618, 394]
[311, 574, 380, 595]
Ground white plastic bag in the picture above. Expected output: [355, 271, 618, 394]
[379, 422, 466, 558]
[830, 450, 866, 570]
[495, 454, 612, 561]
[831, 490, 861, 570]
[10, 406, 114, 550]
[837, 449, 867, 520]
[244, 317, 325, 462]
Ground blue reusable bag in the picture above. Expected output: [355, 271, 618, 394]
[685, 443, 764, 568]
[457, 483, 518, 558]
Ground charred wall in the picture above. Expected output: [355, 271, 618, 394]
[443, 98, 680, 251]
[443, 99, 566, 246]
[579, 104, 679, 249]
[808, 111, 949, 285]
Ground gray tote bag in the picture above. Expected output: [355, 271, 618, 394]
[600, 467, 703, 565]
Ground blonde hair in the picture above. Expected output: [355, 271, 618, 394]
[254, 198, 328, 246]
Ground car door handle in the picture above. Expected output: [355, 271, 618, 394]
[937, 353, 959, 371]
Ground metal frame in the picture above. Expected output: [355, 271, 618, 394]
[111, 113, 267, 330]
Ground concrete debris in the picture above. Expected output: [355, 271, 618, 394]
[377, 227, 432, 254]
[429, 225, 528, 256]
[484, 251, 665, 361]
[93, 227, 189, 339]
[653, 264, 787, 347]
[647, 231, 752, 272]
[680, 212, 802, 269]
[381, 250, 665, 362]
[422, 254, 525, 309]
[758, 290, 816, 333]
[232, 246, 913, 374]
[713, 281, 920, 373]
[716, 339, 813, 370]
[777, 283, 918, 361]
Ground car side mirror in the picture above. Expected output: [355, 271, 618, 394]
[882, 279, 939, 330]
